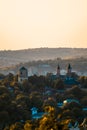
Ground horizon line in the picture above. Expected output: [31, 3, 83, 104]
[0, 47, 87, 51]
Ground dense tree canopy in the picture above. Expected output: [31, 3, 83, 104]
[0, 74, 87, 129]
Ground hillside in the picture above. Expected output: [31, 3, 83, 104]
[0, 48, 87, 69]
[1, 57, 87, 76]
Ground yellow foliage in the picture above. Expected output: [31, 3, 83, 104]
[24, 123, 32, 130]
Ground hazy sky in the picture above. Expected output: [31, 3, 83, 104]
[0, 0, 87, 50]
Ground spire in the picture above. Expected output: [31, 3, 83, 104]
[57, 64, 60, 77]
[68, 63, 71, 69]
[67, 63, 72, 75]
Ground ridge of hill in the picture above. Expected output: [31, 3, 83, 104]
[0, 48, 87, 69]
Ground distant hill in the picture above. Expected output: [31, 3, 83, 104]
[0, 48, 87, 69]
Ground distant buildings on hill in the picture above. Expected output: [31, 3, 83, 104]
[18, 64, 79, 86]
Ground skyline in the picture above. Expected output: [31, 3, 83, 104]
[0, 0, 87, 50]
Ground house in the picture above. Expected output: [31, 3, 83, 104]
[31, 107, 38, 115]
[31, 107, 46, 119]
[57, 98, 80, 107]
[63, 99, 80, 104]
[57, 102, 63, 107]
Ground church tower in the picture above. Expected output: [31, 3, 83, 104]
[57, 64, 60, 77]
[18, 66, 28, 83]
[67, 63, 72, 76]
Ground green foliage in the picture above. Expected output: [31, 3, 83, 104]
[53, 79, 65, 90]
[43, 98, 57, 108]
[29, 91, 43, 110]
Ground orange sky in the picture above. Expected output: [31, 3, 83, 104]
[0, 0, 87, 50]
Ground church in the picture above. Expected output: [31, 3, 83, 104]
[18, 64, 79, 86]
[51, 63, 79, 86]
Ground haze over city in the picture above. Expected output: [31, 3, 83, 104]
[0, 0, 87, 50]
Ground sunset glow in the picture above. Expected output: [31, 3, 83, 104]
[0, 0, 87, 50]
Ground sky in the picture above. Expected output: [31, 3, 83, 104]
[0, 0, 87, 50]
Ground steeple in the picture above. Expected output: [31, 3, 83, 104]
[67, 63, 72, 75]
[68, 63, 71, 69]
[57, 64, 60, 77]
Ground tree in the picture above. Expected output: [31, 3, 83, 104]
[24, 121, 32, 130]
[81, 96, 87, 107]
[65, 86, 84, 99]
[43, 97, 57, 108]
[0, 86, 11, 111]
[53, 79, 65, 90]
[0, 111, 10, 129]
[38, 114, 59, 130]
[79, 76, 87, 88]
[29, 91, 43, 110]
[10, 122, 23, 130]
[22, 80, 32, 93]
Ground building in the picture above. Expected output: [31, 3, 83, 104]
[63, 99, 80, 104]
[31, 107, 46, 119]
[50, 63, 79, 86]
[18, 64, 79, 86]
[18, 66, 28, 83]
